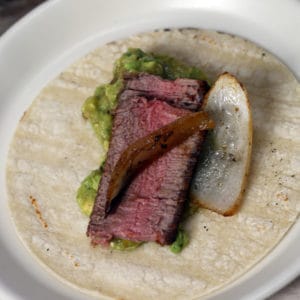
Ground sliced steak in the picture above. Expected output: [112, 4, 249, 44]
[87, 74, 207, 246]
[124, 73, 209, 111]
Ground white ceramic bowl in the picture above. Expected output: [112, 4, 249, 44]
[0, 1, 299, 299]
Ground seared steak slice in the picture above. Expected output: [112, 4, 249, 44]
[124, 73, 209, 111]
[87, 74, 206, 246]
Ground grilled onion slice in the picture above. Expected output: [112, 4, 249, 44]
[190, 73, 252, 215]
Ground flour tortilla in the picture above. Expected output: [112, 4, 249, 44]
[6, 29, 300, 299]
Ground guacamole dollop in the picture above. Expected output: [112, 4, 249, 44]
[170, 227, 190, 254]
[76, 169, 102, 216]
[77, 48, 207, 252]
[114, 48, 207, 81]
[110, 239, 143, 251]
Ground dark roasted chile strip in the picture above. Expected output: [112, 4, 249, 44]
[105, 111, 214, 214]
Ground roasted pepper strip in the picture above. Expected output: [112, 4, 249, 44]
[105, 111, 214, 215]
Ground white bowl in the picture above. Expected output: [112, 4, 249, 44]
[0, 1, 299, 299]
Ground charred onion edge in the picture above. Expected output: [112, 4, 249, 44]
[192, 72, 253, 216]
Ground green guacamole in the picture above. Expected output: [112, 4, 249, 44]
[81, 79, 123, 150]
[77, 48, 207, 252]
[110, 239, 143, 251]
[76, 169, 102, 216]
[114, 48, 207, 81]
[170, 227, 189, 254]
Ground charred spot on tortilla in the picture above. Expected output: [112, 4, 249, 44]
[29, 195, 48, 229]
